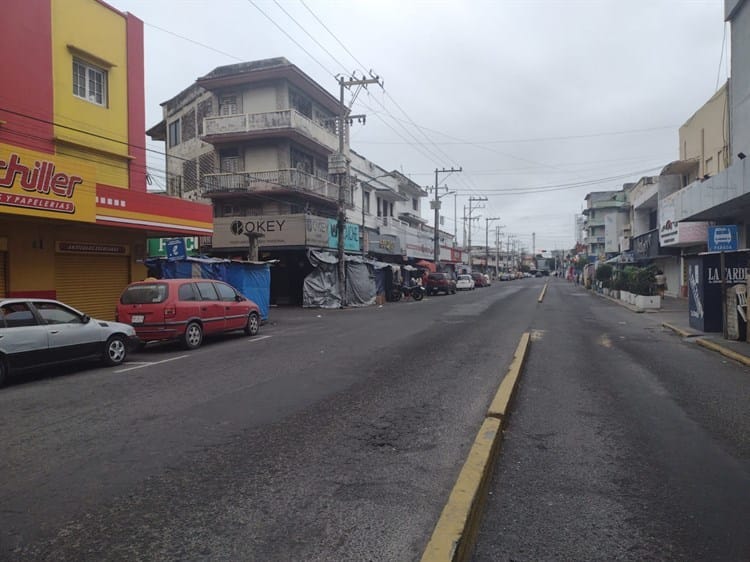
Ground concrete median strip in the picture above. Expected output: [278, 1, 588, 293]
[421, 332, 531, 562]
[538, 283, 548, 303]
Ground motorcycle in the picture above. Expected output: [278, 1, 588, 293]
[390, 283, 425, 302]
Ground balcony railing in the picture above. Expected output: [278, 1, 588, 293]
[203, 109, 339, 151]
[202, 168, 352, 205]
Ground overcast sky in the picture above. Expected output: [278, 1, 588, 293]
[112, 0, 728, 253]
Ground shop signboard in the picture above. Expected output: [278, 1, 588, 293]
[707, 225, 737, 252]
[0, 143, 96, 222]
[165, 238, 187, 261]
[367, 232, 402, 256]
[212, 215, 306, 248]
[148, 237, 199, 257]
[688, 252, 748, 332]
[327, 218, 360, 252]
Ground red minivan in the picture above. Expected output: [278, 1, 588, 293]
[116, 279, 261, 349]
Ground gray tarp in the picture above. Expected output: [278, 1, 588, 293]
[303, 250, 389, 308]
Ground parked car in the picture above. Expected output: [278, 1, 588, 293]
[456, 274, 475, 291]
[483, 274, 492, 286]
[500, 272, 512, 281]
[471, 272, 489, 288]
[0, 298, 139, 386]
[425, 272, 457, 295]
[117, 279, 261, 350]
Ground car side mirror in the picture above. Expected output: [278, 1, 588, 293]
[235, 295, 244, 302]
[81, 314, 91, 324]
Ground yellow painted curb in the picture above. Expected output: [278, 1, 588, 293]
[487, 332, 531, 419]
[661, 322, 692, 338]
[420, 417, 503, 562]
[421, 333, 532, 562]
[538, 283, 548, 303]
[696, 338, 750, 367]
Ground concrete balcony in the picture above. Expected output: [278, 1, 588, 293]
[664, 161, 750, 223]
[585, 235, 605, 245]
[202, 168, 352, 206]
[202, 109, 339, 152]
[375, 215, 409, 236]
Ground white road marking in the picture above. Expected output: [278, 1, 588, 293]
[115, 355, 190, 373]
[248, 335, 272, 342]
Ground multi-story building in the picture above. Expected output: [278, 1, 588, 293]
[149, 57, 460, 304]
[662, 0, 750, 248]
[0, 0, 212, 319]
[582, 190, 630, 259]
[147, 58, 355, 304]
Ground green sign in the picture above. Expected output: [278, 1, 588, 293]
[147, 237, 199, 257]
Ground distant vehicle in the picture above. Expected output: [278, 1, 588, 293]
[471, 272, 488, 287]
[483, 274, 492, 286]
[456, 274, 475, 290]
[500, 272, 512, 281]
[425, 273, 457, 295]
[0, 298, 138, 386]
[117, 278, 261, 349]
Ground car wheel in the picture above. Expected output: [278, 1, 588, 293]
[183, 321, 203, 350]
[244, 312, 260, 336]
[103, 335, 127, 366]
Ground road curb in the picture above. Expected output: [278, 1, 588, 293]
[661, 322, 694, 338]
[421, 332, 531, 562]
[696, 338, 750, 367]
[538, 283, 548, 303]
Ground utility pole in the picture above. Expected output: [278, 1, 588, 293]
[495, 226, 502, 278]
[432, 167, 462, 268]
[485, 217, 500, 275]
[467, 196, 486, 271]
[333, 72, 382, 306]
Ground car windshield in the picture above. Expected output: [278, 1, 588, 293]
[120, 283, 168, 304]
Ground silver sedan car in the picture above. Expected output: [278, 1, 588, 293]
[0, 298, 139, 386]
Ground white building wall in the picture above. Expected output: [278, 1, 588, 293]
[244, 146, 280, 171]
[728, 0, 750, 162]
[243, 85, 279, 113]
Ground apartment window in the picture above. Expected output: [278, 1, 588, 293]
[219, 95, 239, 116]
[219, 148, 241, 173]
[72, 58, 107, 106]
[412, 198, 418, 212]
[363, 191, 371, 214]
[168, 120, 181, 148]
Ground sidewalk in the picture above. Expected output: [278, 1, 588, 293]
[592, 289, 750, 368]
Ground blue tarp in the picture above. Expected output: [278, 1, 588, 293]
[145, 257, 271, 320]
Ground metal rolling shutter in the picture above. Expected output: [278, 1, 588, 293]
[55, 254, 129, 321]
[0, 252, 6, 298]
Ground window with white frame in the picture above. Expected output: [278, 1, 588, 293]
[72, 58, 107, 106]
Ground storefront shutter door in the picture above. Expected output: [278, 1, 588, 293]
[0, 252, 7, 299]
[55, 255, 129, 321]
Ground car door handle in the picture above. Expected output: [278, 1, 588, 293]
[49, 330, 60, 334]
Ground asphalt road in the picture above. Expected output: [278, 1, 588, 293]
[473, 280, 750, 561]
[4, 278, 749, 561]
[1, 279, 541, 561]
